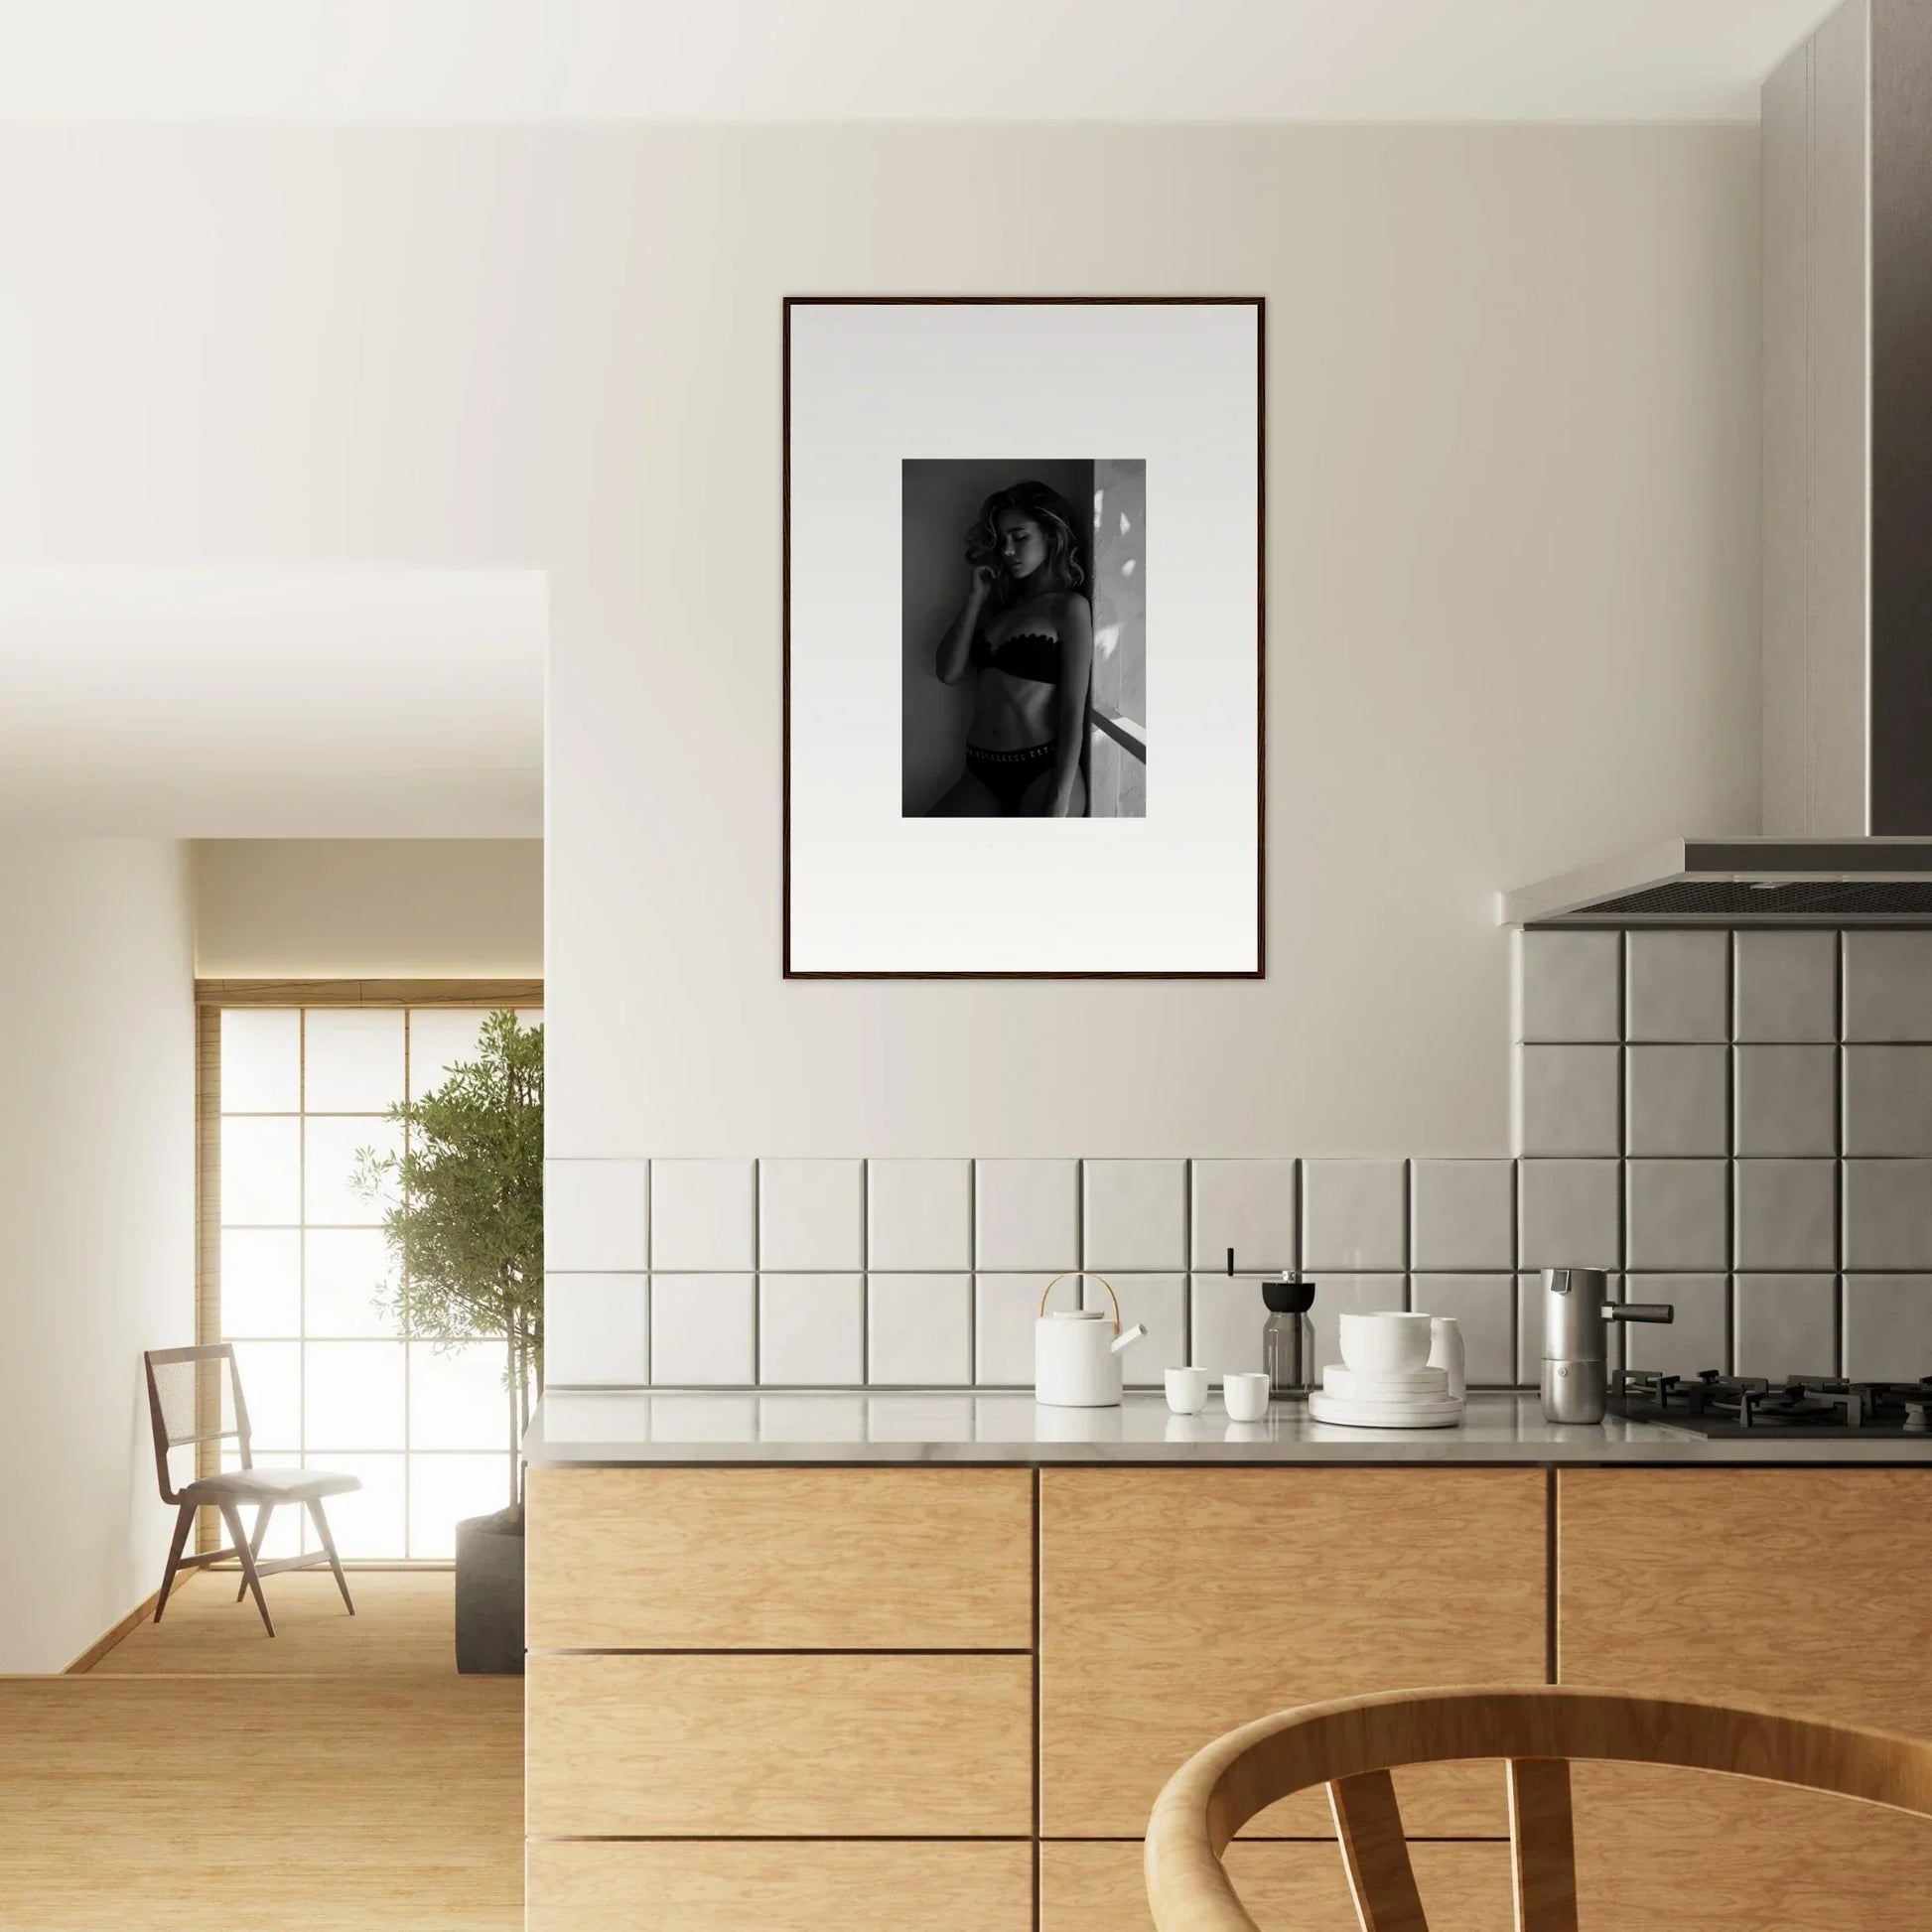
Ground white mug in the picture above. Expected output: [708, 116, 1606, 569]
[1222, 1371, 1272, 1423]
[1427, 1315, 1466, 1399]
[1165, 1366, 1210, 1415]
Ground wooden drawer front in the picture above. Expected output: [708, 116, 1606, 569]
[527, 1841, 1034, 1932]
[1557, 1469, 1932, 1727]
[1573, 1766, 1932, 1930]
[526, 1466, 1033, 1650]
[526, 1653, 1033, 1837]
[1039, 1468, 1546, 1838]
[1040, 1840, 1512, 1932]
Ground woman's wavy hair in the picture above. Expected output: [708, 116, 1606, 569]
[965, 480, 1089, 606]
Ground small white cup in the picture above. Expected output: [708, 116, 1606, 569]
[1165, 1366, 1210, 1415]
[1427, 1315, 1466, 1399]
[1222, 1371, 1272, 1423]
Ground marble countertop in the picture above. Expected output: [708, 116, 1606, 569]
[523, 1389, 1932, 1465]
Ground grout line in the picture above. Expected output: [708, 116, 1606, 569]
[968, 1159, 978, 1388]
[859, 1161, 870, 1388]
[751, 1163, 761, 1386]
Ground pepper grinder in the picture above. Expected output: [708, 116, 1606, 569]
[1262, 1277, 1317, 1399]
[1226, 1251, 1317, 1400]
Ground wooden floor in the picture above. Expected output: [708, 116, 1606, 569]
[0, 1571, 522, 1931]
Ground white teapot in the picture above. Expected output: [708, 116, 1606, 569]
[1035, 1272, 1148, 1408]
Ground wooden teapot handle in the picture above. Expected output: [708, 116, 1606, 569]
[1039, 1271, 1122, 1334]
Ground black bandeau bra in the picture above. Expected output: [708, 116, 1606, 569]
[971, 630, 1061, 687]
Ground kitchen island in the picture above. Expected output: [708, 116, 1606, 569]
[523, 1391, 1932, 1931]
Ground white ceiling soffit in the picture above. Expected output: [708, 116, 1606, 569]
[0, 0, 1844, 124]
[0, 567, 545, 837]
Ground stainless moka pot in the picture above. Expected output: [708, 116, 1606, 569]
[1540, 1267, 1673, 1424]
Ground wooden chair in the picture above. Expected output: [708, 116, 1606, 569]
[144, 1343, 362, 1638]
[1144, 1684, 1932, 1931]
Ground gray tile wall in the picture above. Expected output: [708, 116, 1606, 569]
[543, 1154, 1522, 1392]
[1514, 926, 1932, 1382]
[541, 930, 1932, 1394]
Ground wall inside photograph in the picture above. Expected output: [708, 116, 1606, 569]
[900, 458, 1094, 817]
[1089, 457, 1148, 820]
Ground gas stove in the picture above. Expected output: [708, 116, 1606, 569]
[1609, 1369, 1932, 1439]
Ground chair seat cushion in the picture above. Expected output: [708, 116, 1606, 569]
[180, 1466, 362, 1504]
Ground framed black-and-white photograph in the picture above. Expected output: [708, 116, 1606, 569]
[784, 297, 1263, 977]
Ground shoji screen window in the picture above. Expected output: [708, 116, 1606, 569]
[215, 1002, 533, 1560]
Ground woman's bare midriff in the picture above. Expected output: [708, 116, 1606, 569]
[969, 666, 1057, 751]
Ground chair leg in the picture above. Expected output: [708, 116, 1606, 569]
[235, 1502, 273, 1602]
[153, 1501, 197, 1624]
[307, 1496, 355, 1615]
[219, 1501, 275, 1637]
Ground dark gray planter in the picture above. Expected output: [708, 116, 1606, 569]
[455, 1506, 525, 1675]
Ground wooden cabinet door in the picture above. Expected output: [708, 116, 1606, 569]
[527, 1466, 1033, 1649]
[527, 1653, 1034, 1837]
[1558, 1468, 1932, 1930]
[529, 1842, 1035, 1932]
[1040, 1841, 1512, 1932]
[1039, 1468, 1547, 1840]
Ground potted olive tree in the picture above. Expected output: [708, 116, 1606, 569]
[354, 1010, 542, 1674]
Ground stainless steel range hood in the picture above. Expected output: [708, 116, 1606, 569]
[1501, 839, 1932, 927]
[1501, 0, 1932, 928]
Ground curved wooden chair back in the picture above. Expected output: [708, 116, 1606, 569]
[1144, 1685, 1932, 1932]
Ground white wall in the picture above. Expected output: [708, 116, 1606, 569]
[195, 839, 544, 977]
[0, 124, 1760, 1161]
[0, 840, 195, 1672]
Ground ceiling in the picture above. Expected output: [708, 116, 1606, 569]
[0, 568, 545, 837]
[0, 0, 1840, 124]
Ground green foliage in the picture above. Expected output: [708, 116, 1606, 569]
[352, 1011, 544, 1449]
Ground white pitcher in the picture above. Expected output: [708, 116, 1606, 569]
[1034, 1272, 1148, 1408]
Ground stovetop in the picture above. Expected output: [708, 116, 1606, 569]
[1609, 1370, 1932, 1439]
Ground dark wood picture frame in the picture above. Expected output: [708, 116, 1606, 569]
[782, 294, 1266, 980]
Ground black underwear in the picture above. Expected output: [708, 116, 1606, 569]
[965, 742, 1055, 815]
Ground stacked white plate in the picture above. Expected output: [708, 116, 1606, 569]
[1308, 1362, 1465, 1430]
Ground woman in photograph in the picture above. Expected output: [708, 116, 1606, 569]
[928, 480, 1092, 818]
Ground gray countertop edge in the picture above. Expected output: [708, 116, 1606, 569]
[522, 1390, 1932, 1467]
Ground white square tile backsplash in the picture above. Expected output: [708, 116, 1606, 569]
[867, 1160, 972, 1271]
[650, 1160, 756, 1272]
[650, 1274, 755, 1385]
[975, 1161, 1079, 1272]
[1082, 1160, 1186, 1272]
[1189, 1159, 1296, 1271]
[544, 1159, 647, 1273]
[1410, 1161, 1514, 1272]
[758, 1273, 864, 1385]
[867, 1274, 972, 1386]
[758, 1160, 865, 1271]
[541, 929, 1932, 1394]
[1302, 1161, 1406, 1271]
[545, 1273, 648, 1386]
[974, 1273, 1050, 1384]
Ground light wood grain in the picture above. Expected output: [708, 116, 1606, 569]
[526, 1465, 1033, 1650]
[1574, 1764, 1932, 1931]
[1506, 1757, 1576, 1932]
[1141, 1686, 1932, 1932]
[89, 1568, 460, 1676]
[1557, 1470, 1932, 1725]
[0, 1672, 520, 1929]
[1040, 1841, 1512, 1932]
[1330, 1769, 1426, 1932]
[196, 978, 543, 1006]
[527, 1840, 1034, 1931]
[525, 1652, 1033, 1837]
[1559, 1468, 1932, 1926]
[1039, 1468, 1546, 1837]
